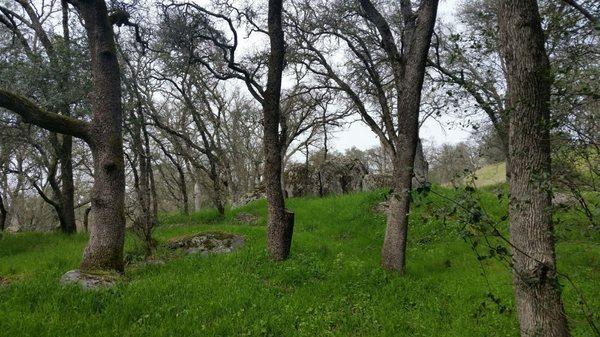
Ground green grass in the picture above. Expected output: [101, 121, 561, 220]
[470, 162, 507, 187]
[0, 187, 598, 336]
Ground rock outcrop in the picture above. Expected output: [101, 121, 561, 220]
[60, 270, 121, 290]
[167, 232, 245, 255]
[284, 145, 428, 196]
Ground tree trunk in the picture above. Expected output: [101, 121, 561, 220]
[208, 160, 225, 215]
[412, 139, 429, 187]
[176, 165, 189, 215]
[83, 206, 91, 232]
[130, 107, 156, 257]
[382, 152, 415, 272]
[59, 134, 77, 234]
[55, 0, 77, 234]
[194, 180, 202, 211]
[380, 1, 438, 274]
[0, 193, 6, 231]
[145, 124, 159, 220]
[498, 1, 570, 336]
[77, 0, 126, 272]
[264, 0, 294, 261]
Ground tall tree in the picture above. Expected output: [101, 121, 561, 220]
[362, 0, 438, 273]
[0, 0, 127, 272]
[289, 0, 438, 272]
[498, 0, 570, 336]
[264, 0, 294, 260]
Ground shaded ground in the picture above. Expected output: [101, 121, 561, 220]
[0, 187, 598, 336]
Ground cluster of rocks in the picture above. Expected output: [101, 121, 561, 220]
[284, 157, 371, 198]
[284, 148, 429, 198]
[59, 231, 246, 291]
[232, 185, 266, 208]
[167, 232, 245, 255]
[231, 143, 429, 207]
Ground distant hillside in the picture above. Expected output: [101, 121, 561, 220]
[470, 162, 506, 187]
[439, 162, 506, 188]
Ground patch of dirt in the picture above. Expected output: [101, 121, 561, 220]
[0, 276, 11, 286]
[0, 274, 25, 286]
[167, 231, 245, 255]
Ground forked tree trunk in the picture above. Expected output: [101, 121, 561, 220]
[498, 1, 570, 336]
[361, 0, 439, 273]
[76, 0, 126, 272]
[264, 0, 294, 261]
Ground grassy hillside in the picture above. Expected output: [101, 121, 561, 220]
[0, 187, 598, 337]
[470, 162, 506, 187]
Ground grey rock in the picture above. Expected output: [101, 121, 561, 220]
[60, 269, 120, 290]
[232, 186, 266, 208]
[168, 232, 245, 255]
[552, 192, 579, 207]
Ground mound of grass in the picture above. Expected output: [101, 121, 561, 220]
[0, 187, 597, 336]
[470, 162, 506, 187]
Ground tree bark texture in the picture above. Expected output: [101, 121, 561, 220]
[76, 0, 126, 272]
[498, 0, 570, 336]
[360, 0, 439, 273]
[264, 0, 294, 261]
[56, 133, 77, 234]
[0, 0, 126, 271]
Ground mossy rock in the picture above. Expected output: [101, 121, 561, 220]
[166, 231, 245, 255]
[60, 269, 122, 290]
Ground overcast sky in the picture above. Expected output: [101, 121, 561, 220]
[330, 0, 470, 152]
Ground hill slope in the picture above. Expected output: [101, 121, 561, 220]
[0, 187, 598, 336]
[471, 162, 506, 187]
